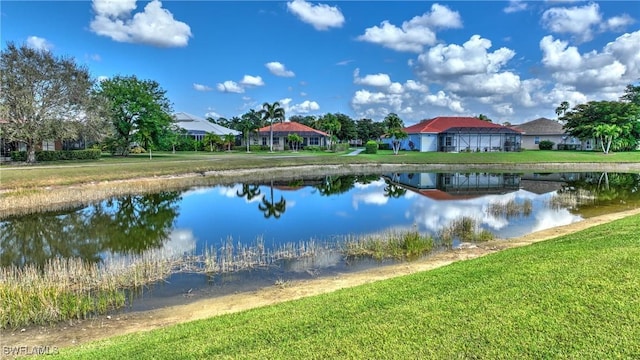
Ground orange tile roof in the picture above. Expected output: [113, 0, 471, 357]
[258, 121, 328, 136]
[404, 116, 510, 133]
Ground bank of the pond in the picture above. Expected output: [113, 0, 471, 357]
[2, 207, 639, 358]
[2, 162, 640, 218]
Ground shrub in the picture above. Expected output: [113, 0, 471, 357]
[364, 140, 378, 154]
[538, 140, 555, 150]
[304, 145, 323, 152]
[334, 143, 349, 152]
[378, 142, 392, 151]
[10, 149, 101, 162]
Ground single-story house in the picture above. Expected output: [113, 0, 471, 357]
[383, 172, 521, 199]
[389, 116, 522, 152]
[511, 117, 592, 150]
[249, 121, 329, 150]
[173, 112, 240, 141]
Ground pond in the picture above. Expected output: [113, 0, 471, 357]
[2, 171, 639, 311]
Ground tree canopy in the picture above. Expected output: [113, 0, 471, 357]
[95, 75, 173, 156]
[259, 101, 285, 152]
[561, 100, 640, 152]
[0, 42, 94, 162]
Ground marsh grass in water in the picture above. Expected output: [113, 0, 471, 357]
[486, 198, 533, 218]
[343, 227, 435, 260]
[0, 251, 177, 329]
[1, 219, 493, 328]
[437, 216, 495, 244]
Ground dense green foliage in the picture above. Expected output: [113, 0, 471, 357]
[259, 101, 285, 152]
[365, 140, 378, 154]
[10, 149, 101, 162]
[561, 100, 640, 152]
[0, 43, 96, 163]
[57, 214, 640, 359]
[538, 140, 555, 150]
[96, 75, 173, 156]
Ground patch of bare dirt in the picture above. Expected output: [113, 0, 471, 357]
[1, 208, 639, 357]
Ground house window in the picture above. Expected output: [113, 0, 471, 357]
[273, 137, 279, 145]
[262, 137, 267, 146]
[534, 136, 540, 144]
[42, 140, 55, 151]
[445, 137, 452, 146]
[309, 137, 319, 145]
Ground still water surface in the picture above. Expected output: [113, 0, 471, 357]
[2, 171, 638, 310]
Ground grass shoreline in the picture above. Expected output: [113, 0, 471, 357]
[2, 156, 640, 218]
[45, 210, 640, 359]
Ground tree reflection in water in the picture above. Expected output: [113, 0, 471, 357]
[0, 191, 182, 268]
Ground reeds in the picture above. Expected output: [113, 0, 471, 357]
[1, 219, 496, 329]
[486, 198, 533, 218]
[0, 248, 181, 329]
[343, 227, 434, 260]
[437, 216, 495, 244]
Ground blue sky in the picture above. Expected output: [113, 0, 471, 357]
[2, 1, 639, 125]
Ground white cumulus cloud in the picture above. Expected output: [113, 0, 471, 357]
[90, 0, 192, 47]
[287, 0, 344, 31]
[503, 0, 527, 14]
[216, 81, 244, 93]
[280, 98, 320, 114]
[240, 75, 265, 87]
[353, 68, 392, 87]
[357, 3, 462, 53]
[26, 36, 53, 51]
[193, 83, 212, 92]
[541, 3, 602, 42]
[266, 62, 295, 77]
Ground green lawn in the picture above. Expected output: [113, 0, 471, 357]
[55, 214, 640, 359]
[1, 150, 638, 190]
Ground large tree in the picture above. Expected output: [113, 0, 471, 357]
[334, 113, 357, 142]
[95, 75, 173, 156]
[620, 83, 640, 105]
[259, 101, 285, 152]
[0, 43, 94, 163]
[239, 109, 262, 152]
[561, 100, 640, 152]
[383, 113, 408, 155]
[320, 113, 341, 149]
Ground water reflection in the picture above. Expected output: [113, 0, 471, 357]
[0, 191, 182, 268]
[2, 172, 639, 270]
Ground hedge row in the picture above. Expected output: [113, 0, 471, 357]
[11, 149, 101, 162]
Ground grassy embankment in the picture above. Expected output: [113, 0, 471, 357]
[54, 213, 640, 359]
[1, 150, 638, 217]
[1, 150, 639, 190]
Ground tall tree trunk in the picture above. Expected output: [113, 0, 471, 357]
[269, 122, 274, 152]
[26, 142, 36, 163]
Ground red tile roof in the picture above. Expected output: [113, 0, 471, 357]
[404, 117, 510, 133]
[258, 121, 328, 136]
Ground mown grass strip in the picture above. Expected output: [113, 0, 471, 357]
[55, 214, 640, 359]
[2, 150, 639, 190]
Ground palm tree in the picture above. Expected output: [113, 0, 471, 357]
[223, 133, 236, 151]
[236, 184, 261, 201]
[258, 181, 287, 219]
[239, 109, 262, 152]
[203, 133, 221, 152]
[259, 101, 285, 152]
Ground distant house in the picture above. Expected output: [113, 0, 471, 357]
[383, 172, 521, 199]
[512, 117, 590, 150]
[249, 121, 329, 151]
[388, 116, 521, 152]
[173, 112, 240, 141]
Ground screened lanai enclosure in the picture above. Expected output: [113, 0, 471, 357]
[438, 127, 521, 152]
